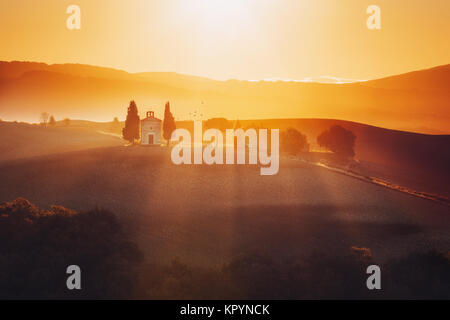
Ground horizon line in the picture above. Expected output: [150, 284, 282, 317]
[2, 59, 448, 84]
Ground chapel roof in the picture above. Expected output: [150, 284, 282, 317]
[141, 111, 161, 122]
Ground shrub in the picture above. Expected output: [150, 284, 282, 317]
[280, 128, 310, 155]
[0, 198, 143, 299]
[317, 125, 356, 158]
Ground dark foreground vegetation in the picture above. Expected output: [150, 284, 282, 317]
[0, 198, 142, 299]
[0, 198, 448, 299]
[140, 248, 449, 299]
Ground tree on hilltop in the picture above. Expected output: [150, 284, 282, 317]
[317, 125, 356, 158]
[40, 112, 50, 127]
[122, 101, 140, 144]
[280, 128, 310, 155]
[163, 101, 176, 146]
[49, 115, 56, 127]
[63, 118, 71, 127]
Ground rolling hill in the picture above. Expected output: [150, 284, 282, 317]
[0, 144, 449, 299]
[0, 61, 449, 134]
[177, 118, 450, 198]
[0, 121, 123, 162]
[364, 64, 450, 91]
[1, 118, 449, 198]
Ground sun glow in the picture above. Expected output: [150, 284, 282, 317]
[1, 0, 449, 82]
[184, 0, 252, 23]
[175, 0, 260, 41]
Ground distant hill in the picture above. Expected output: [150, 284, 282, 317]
[364, 64, 450, 91]
[0, 61, 133, 81]
[0, 61, 449, 133]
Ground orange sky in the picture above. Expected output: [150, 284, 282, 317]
[0, 0, 449, 81]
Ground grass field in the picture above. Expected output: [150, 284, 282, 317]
[0, 122, 449, 298]
[0, 146, 448, 267]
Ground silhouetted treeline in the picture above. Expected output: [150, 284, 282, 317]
[138, 247, 449, 299]
[0, 198, 143, 299]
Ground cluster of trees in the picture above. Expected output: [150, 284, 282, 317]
[0, 198, 143, 299]
[185, 118, 355, 159]
[41, 99, 355, 156]
[39, 113, 72, 127]
[39, 112, 56, 127]
[121, 100, 176, 145]
[139, 247, 449, 299]
[280, 125, 356, 159]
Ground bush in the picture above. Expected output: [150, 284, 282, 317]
[280, 128, 310, 155]
[317, 125, 356, 158]
[0, 198, 143, 299]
